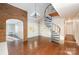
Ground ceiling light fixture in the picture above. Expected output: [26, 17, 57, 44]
[31, 3, 40, 18]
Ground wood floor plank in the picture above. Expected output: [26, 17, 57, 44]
[7, 36, 79, 55]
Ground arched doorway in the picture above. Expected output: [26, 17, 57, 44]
[6, 19, 24, 42]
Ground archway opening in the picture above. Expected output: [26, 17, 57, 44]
[6, 19, 24, 42]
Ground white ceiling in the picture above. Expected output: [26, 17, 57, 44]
[53, 3, 79, 17]
[9, 3, 79, 18]
[9, 3, 50, 17]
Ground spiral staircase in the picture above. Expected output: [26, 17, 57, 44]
[44, 16, 60, 43]
[44, 4, 61, 43]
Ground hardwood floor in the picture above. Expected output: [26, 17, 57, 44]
[7, 36, 79, 55]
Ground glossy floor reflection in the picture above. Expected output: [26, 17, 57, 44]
[7, 36, 79, 55]
[65, 48, 76, 55]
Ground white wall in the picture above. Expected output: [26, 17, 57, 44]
[65, 17, 79, 46]
[73, 20, 79, 46]
[28, 22, 39, 38]
[40, 21, 51, 37]
[65, 18, 75, 35]
[70, 17, 79, 46]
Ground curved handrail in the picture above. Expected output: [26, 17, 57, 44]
[44, 4, 52, 17]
